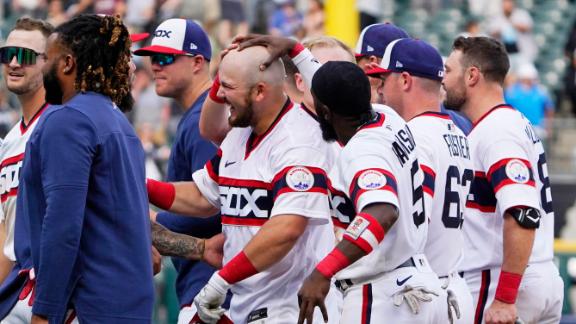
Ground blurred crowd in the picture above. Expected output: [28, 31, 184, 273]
[0, 0, 573, 178]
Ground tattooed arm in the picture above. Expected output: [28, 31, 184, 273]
[150, 221, 224, 268]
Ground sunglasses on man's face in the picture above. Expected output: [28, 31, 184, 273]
[0, 46, 45, 66]
[150, 53, 200, 67]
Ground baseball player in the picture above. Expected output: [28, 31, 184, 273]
[19, 15, 154, 324]
[366, 38, 474, 323]
[0, 18, 59, 324]
[147, 46, 338, 324]
[133, 18, 230, 323]
[442, 36, 563, 324]
[293, 60, 448, 323]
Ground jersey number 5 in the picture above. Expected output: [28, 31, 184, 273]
[411, 160, 426, 227]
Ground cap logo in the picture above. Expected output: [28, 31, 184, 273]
[367, 45, 374, 52]
[190, 43, 198, 50]
[154, 30, 172, 38]
[395, 61, 403, 68]
[438, 71, 444, 77]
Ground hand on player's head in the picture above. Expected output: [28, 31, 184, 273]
[232, 34, 298, 71]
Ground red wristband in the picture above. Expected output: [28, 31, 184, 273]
[146, 179, 175, 210]
[219, 251, 259, 284]
[289, 43, 305, 58]
[209, 74, 225, 104]
[495, 271, 522, 304]
[316, 248, 351, 279]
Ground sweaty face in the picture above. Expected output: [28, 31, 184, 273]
[2, 30, 46, 96]
[42, 34, 64, 105]
[442, 51, 467, 111]
[313, 94, 338, 142]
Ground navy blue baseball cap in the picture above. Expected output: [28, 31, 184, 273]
[354, 23, 410, 58]
[134, 19, 212, 60]
[365, 38, 445, 81]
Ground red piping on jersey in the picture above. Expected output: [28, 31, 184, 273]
[0, 153, 25, 169]
[411, 111, 451, 120]
[300, 103, 319, 121]
[20, 102, 48, 134]
[357, 112, 385, 131]
[245, 99, 293, 159]
[470, 104, 514, 132]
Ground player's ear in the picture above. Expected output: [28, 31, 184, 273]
[62, 54, 75, 75]
[400, 72, 412, 91]
[294, 72, 305, 92]
[253, 82, 266, 101]
[466, 66, 481, 87]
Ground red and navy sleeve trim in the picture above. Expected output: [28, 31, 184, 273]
[349, 168, 398, 208]
[487, 158, 535, 193]
[420, 164, 436, 197]
[271, 165, 328, 201]
[466, 171, 497, 212]
[357, 113, 385, 131]
[206, 149, 222, 182]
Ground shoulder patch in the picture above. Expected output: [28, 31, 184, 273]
[505, 159, 530, 184]
[358, 170, 386, 190]
[286, 166, 314, 191]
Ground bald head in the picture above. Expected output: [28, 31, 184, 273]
[221, 46, 285, 88]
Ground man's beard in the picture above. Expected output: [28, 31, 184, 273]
[443, 88, 467, 111]
[318, 116, 338, 142]
[228, 93, 254, 128]
[43, 63, 63, 105]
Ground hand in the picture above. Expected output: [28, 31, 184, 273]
[297, 270, 330, 324]
[230, 34, 298, 70]
[194, 272, 230, 323]
[204, 234, 225, 269]
[447, 289, 461, 323]
[485, 299, 517, 324]
[392, 285, 439, 314]
[31, 314, 49, 324]
[151, 246, 162, 275]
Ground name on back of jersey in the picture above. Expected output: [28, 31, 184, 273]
[443, 134, 470, 160]
[392, 125, 416, 166]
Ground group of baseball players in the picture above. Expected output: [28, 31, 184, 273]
[0, 10, 564, 324]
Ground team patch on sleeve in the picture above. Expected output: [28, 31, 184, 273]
[487, 158, 535, 193]
[205, 149, 222, 182]
[420, 165, 436, 197]
[271, 166, 328, 200]
[349, 168, 398, 206]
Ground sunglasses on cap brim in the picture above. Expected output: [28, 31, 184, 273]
[0, 46, 45, 66]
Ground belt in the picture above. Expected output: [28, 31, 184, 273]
[439, 272, 464, 280]
[335, 256, 418, 292]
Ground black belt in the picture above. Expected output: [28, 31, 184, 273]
[335, 257, 417, 292]
[439, 272, 464, 279]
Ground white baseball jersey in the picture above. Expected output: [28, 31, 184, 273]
[462, 104, 554, 272]
[408, 111, 473, 277]
[0, 103, 48, 261]
[193, 101, 335, 323]
[329, 107, 428, 281]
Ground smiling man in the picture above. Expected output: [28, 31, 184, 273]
[0, 17, 54, 324]
[133, 18, 228, 324]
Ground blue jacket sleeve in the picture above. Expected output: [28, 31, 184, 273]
[32, 109, 97, 317]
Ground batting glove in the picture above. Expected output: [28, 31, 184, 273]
[447, 289, 461, 323]
[194, 272, 230, 323]
[392, 285, 439, 314]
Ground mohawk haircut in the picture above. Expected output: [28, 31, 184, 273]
[55, 14, 133, 112]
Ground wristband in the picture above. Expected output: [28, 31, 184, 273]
[316, 248, 351, 279]
[289, 43, 305, 58]
[494, 271, 522, 304]
[219, 251, 259, 284]
[146, 178, 175, 210]
[209, 74, 225, 104]
[342, 212, 385, 254]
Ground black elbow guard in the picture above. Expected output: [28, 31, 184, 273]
[507, 207, 541, 229]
